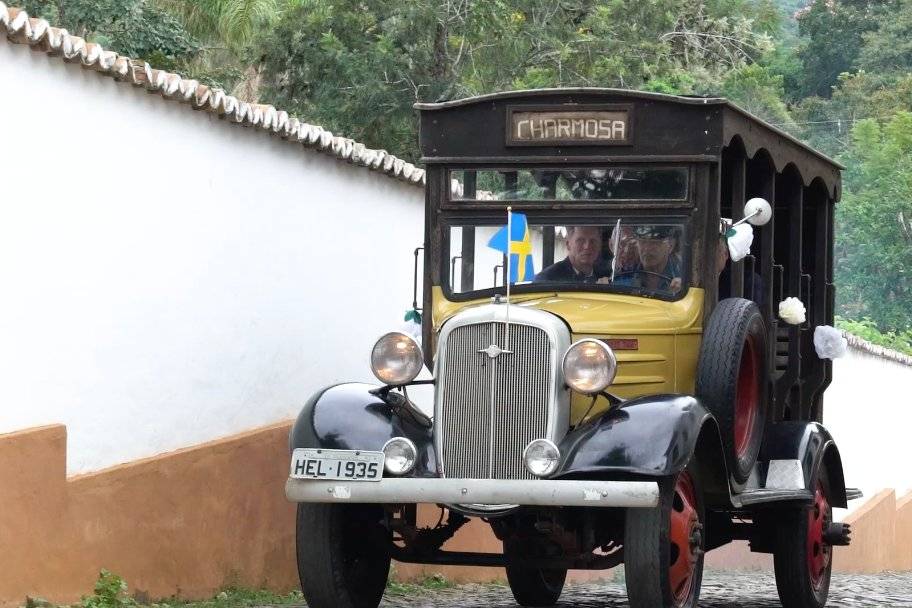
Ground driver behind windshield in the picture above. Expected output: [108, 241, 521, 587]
[533, 226, 611, 283]
[614, 225, 683, 293]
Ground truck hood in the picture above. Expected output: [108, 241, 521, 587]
[432, 288, 704, 335]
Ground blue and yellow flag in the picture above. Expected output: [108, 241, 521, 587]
[487, 212, 535, 283]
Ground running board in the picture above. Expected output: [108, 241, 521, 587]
[736, 461, 864, 507]
[732, 488, 813, 507]
[733, 487, 863, 508]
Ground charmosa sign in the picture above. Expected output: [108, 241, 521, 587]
[507, 106, 631, 146]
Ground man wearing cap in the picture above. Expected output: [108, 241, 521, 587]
[613, 225, 683, 293]
[534, 226, 611, 283]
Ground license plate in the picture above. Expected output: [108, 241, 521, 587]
[290, 448, 384, 482]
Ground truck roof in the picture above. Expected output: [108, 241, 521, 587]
[416, 88, 842, 199]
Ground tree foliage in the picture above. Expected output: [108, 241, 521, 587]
[721, 63, 793, 127]
[18, 0, 199, 65]
[792, 0, 893, 98]
[158, 0, 286, 49]
[257, 0, 774, 161]
[856, 0, 912, 75]
[154, 0, 297, 93]
[835, 113, 912, 331]
[836, 317, 912, 356]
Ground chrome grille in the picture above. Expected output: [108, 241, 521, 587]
[438, 322, 552, 480]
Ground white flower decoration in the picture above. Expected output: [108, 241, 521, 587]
[726, 224, 754, 262]
[814, 325, 848, 359]
[778, 297, 806, 325]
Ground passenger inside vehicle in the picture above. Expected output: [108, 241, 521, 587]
[533, 223, 684, 294]
[607, 224, 637, 270]
[534, 226, 611, 283]
[612, 225, 683, 293]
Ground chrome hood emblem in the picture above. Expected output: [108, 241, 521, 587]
[478, 343, 512, 359]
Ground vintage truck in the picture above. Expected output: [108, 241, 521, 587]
[285, 89, 857, 608]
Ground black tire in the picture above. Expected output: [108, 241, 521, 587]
[624, 463, 705, 608]
[504, 562, 567, 607]
[773, 465, 833, 608]
[696, 297, 768, 483]
[296, 503, 391, 608]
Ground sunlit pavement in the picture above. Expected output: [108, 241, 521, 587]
[376, 571, 912, 607]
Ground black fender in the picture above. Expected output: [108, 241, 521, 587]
[289, 382, 438, 477]
[759, 421, 847, 508]
[554, 394, 728, 489]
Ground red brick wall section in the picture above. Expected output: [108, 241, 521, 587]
[0, 424, 298, 608]
[893, 492, 912, 571]
[0, 426, 70, 603]
[835, 489, 897, 573]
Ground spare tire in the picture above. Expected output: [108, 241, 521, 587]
[696, 298, 768, 484]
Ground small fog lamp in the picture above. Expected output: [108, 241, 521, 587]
[382, 437, 417, 475]
[562, 339, 617, 394]
[370, 332, 423, 385]
[523, 439, 561, 477]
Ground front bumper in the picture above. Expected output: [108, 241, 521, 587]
[285, 477, 659, 508]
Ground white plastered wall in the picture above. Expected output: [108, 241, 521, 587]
[825, 349, 912, 506]
[2, 39, 911, 500]
[0, 41, 425, 473]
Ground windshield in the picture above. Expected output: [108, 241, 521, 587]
[446, 218, 688, 299]
[451, 168, 688, 201]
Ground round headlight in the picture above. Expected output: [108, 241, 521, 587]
[382, 437, 417, 475]
[523, 438, 561, 477]
[562, 339, 617, 394]
[370, 332, 423, 385]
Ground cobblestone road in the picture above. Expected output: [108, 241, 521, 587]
[378, 571, 912, 607]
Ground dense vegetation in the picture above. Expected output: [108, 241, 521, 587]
[16, 0, 912, 348]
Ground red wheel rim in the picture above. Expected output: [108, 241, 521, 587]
[807, 481, 832, 591]
[669, 471, 701, 606]
[734, 335, 760, 459]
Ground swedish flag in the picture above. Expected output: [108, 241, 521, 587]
[487, 211, 535, 283]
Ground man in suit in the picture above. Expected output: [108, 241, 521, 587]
[534, 226, 611, 283]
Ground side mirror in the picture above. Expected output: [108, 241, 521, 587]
[743, 198, 772, 226]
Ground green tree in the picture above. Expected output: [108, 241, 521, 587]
[793, 0, 893, 98]
[835, 113, 912, 331]
[857, 0, 912, 75]
[775, 0, 810, 16]
[836, 317, 912, 355]
[158, 0, 289, 50]
[721, 63, 794, 127]
[258, 0, 776, 161]
[787, 0, 912, 157]
[791, 72, 912, 158]
[156, 0, 294, 96]
[16, 0, 271, 90]
[17, 0, 199, 66]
